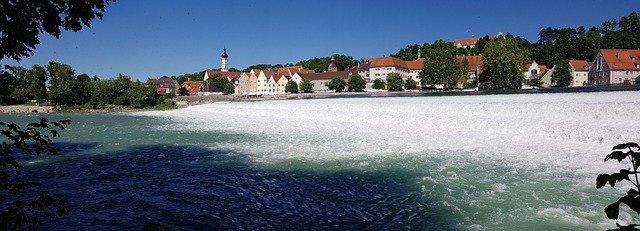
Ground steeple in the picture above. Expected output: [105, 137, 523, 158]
[328, 55, 338, 72]
[221, 48, 229, 72]
[417, 48, 421, 60]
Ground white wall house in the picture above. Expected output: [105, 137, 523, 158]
[568, 60, 592, 87]
[588, 49, 640, 85]
[365, 56, 424, 84]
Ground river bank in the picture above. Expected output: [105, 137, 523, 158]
[3, 85, 640, 113]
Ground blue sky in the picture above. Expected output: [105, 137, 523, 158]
[4, 0, 639, 81]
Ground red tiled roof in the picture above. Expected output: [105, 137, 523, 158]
[181, 81, 202, 96]
[406, 58, 425, 70]
[457, 55, 483, 72]
[454, 36, 496, 47]
[601, 49, 640, 70]
[366, 57, 409, 69]
[206, 70, 242, 78]
[568, 60, 592, 71]
[146, 77, 178, 86]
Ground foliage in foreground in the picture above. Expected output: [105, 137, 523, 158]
[597, 142, 640, 231]
[0, 118, 71, 229]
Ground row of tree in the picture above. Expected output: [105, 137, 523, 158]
[394, 11, 640, 68]
[1, 61, 174, 109]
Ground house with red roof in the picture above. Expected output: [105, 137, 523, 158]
[588, 49, 640, 85]
[457, 55, 485, 84]
[523, 61, 548, 88]
[180, 80, 203, 96]
[364, 55, 424, 84]
[454, 32, 502, 49]
[145, 77, 179, 94]
[569, 60, 592, 86]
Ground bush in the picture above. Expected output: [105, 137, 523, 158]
[597, 142, 640, 230]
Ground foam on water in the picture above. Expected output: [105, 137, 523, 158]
[133, 91, 640, 230]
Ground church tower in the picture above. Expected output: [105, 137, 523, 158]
[328, 55, 338, 72]
[221, 48, 229, 72]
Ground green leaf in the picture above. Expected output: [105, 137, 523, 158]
[605, 200, 622, 219]
[606, 151, 628, 163]
[598, 174, 612, 188]
[622, 189, 640, 215]
[613, 143, 640, 150]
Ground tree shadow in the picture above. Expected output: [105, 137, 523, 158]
[24, 144, 461, 231]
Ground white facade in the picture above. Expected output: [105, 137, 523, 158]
[266, 76, 277, 95]
[370, 66, 410, 82]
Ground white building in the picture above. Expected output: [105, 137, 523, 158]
[568, 60, 592, 87]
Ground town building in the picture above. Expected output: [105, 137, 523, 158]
[454, 32, 503, 49]
[364, 56, 424, 84]
[180, 80, 202, 96]
[457, 55, 485, 85]
[568, 60, 592, 87]
[588, 49, 640, 85]
[523, 61, 548, 88]
[145, 77, 179, 94]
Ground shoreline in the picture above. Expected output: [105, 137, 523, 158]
[3, 85, 640, 114]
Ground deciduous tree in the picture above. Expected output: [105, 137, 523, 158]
[386, 73, 405, 91]
[26, 65, 48, 103]
[299, 80, 313, 93]
[421, 40, 465, 89]
[0, 0, 114, 62]
[484, 37, 530, 89]
[404, 78, 417, 91]
[328, 76, 347, 92]
[372, 79, 385, 91]
[0, 118, 71, 230]
[551, 60, 573, 87]
[347, 74, 366, 92]
[285, 80, 299, 93]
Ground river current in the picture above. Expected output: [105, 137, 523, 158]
[2, 91, 640, 230]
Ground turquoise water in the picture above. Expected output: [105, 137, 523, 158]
[2, 91, 639, 230]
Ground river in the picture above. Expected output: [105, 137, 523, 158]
[2, 91, 639, 230]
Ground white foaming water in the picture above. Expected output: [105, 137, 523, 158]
[140, 92, 639, 170]
[137, 91, 640, 229]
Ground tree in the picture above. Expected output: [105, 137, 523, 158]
[123, 81, 157, 108]
[295, 54, 359, 73]
[112, 74, 133, 105]
[597, 142, 640, 231]
[8, 66, 28, 103]
[404, 78, 417, 91]
[372, 79, 385, 91]
[0, 1, 114, 62]
[484, 37, 530, 89]
[421, 40, 465, 89]
[46, 61, 76, 104]
[206, 74, 228, 92]
[386, 73, 405, 91]
[0, 118, 71, 230]
[222, 82, 235, 95]
[299, 80, 313, 93]
[526, 78, 543, 88]
[347, 74, 366, 92]
[285, 80, 299, 93]
[551, 60, 573, 87]
[391, 44, 421, 61]
[26, 65, 48, 103]
[328, 76, 347, 92]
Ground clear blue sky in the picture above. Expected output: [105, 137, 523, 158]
[4, 0, 639, 81]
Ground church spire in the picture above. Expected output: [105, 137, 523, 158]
[221, 48, 229, 72]
[417, 48, 421, 60]
[328, 55, 338, 72]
